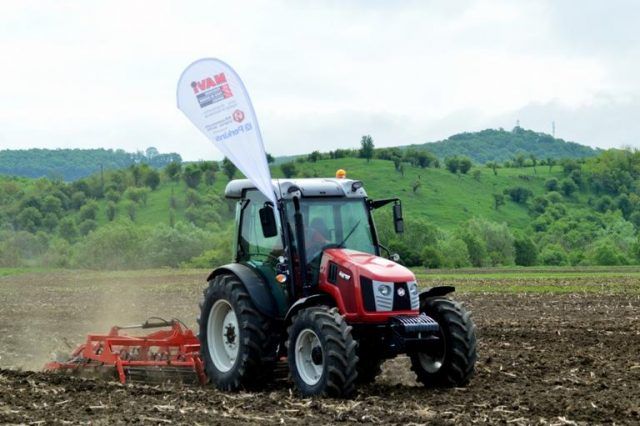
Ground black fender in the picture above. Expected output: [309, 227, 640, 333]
[419, 285, 455, 304]
[284, 293, 335, 325]
[207, 263, 278, 318]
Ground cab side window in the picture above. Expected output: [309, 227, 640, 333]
[238, 191, 283, 264]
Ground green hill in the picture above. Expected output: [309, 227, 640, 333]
[2, 147, 639, 270]
[401, 127, 600, 164]
[0, 148, 182, 181]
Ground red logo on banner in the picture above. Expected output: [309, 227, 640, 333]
[233, 110, 245, 123]
[191, 73, 228, 94]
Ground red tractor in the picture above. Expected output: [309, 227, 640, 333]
[200, 176, 477, 397]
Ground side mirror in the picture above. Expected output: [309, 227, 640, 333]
[393, 203, 404, 234]
[259, 205, 278, 238]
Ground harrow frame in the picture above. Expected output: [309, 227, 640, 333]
[45, 318, 206, 385]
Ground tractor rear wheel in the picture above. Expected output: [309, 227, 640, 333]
[409, 297, 476, 388]
[198, 273, 277, 391]
[287, 306, 358, 398]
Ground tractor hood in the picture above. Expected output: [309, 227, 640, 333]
[324, 249, 416, 282]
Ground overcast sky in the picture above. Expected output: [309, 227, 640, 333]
[1, 1, 639, 160]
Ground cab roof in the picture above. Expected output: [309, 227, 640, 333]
[224, 178, 368, 200]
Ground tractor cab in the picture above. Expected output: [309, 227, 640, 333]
[224, 177, 407, 317]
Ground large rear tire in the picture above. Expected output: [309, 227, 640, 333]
[198, 273, 277, 391]
[287, 306, 358, 398]
[409, 297, 476, 388]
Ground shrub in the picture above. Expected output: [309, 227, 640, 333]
[280, 162, 297, 178]
[106, 201, 116, 221]
[587, 240, 628, 266]
[72, 222, 144, 269]
[144, 223, 213, 267]
[544, 177, 559, 192]
[421, 246, 443, 269]
[439, 238, 471, 268]
[540, 244, 568, 266]
[504, 186, 533, 204]
[79, 201, 99, 221]
[58, 217, 78, 241]
[514, 235, 537, 266]
[79, 219, 98, 236]
[560, 178, 578, 196]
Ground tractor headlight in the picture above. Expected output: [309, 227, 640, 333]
[409, 282, 418, 295]
[377, 284, 392, 297]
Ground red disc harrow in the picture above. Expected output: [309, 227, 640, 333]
[44, 318, 207, 385]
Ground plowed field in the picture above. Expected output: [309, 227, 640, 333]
[0, 269, 638, 425]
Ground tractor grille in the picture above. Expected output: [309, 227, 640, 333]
[361, 277, 420, 312]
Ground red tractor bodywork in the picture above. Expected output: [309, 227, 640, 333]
[317, 248, 419, 323]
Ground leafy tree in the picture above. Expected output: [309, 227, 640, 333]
[504, 186, 533, 204]
[58, 217, 78, 241]
[43, 213, 59, 232]
[486, 161, 498, 176]
[359, 135, 375, 163]
[439, 238, 471, 268]
[493, 193, 505, 210]
[222, 157, 237, 181]
[459, 157, 472, 174]
[17, 207, 43, 232]
[130, 164, 143, 186]
[183, 164, 203, 189]
[42, 195, 63, 217]
[199, 161, 219, 186]
[514, 234, 537, 266]
[472, 169, 482, 182]
[106, 201, 116, 221]
[544, 177, 559, 192]
[587, 240, 628, 265]
[560, 178, 578, 196]
[629, 211, 640, 229]
[530, 154, 537, 173]
[595, 195, 613, 213]
[445, 157, 460, 174]
[105, 189, 121, 203]
[280, 162, 297, 178]
[540, 244, 568, 266]
[79, 201, 99, 221]
[144, 169, 161, 190]
[125, 201, 137, 221]
[615, 194, 633, 219]
[308, 151, 321, 163]
[165, 161, 182, 182]
[79, 219, 98, 236]
[185, 189, 202, 207]
[421, 246, 443, 269]
[71, 191, 86, 209]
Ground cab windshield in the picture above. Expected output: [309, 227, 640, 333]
[285, 198, 376, 262]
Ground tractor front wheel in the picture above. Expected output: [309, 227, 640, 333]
[409, 297, 477, 388]
[198, 273, 277, 391]
[287, 306, 358, 398]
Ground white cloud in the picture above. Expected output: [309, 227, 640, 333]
[0, 0, 638, 160]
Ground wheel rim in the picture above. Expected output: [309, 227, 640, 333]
[418, 330, 446, 373]
[207, 299, 239, 372]
[295, 329, 323, 386]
